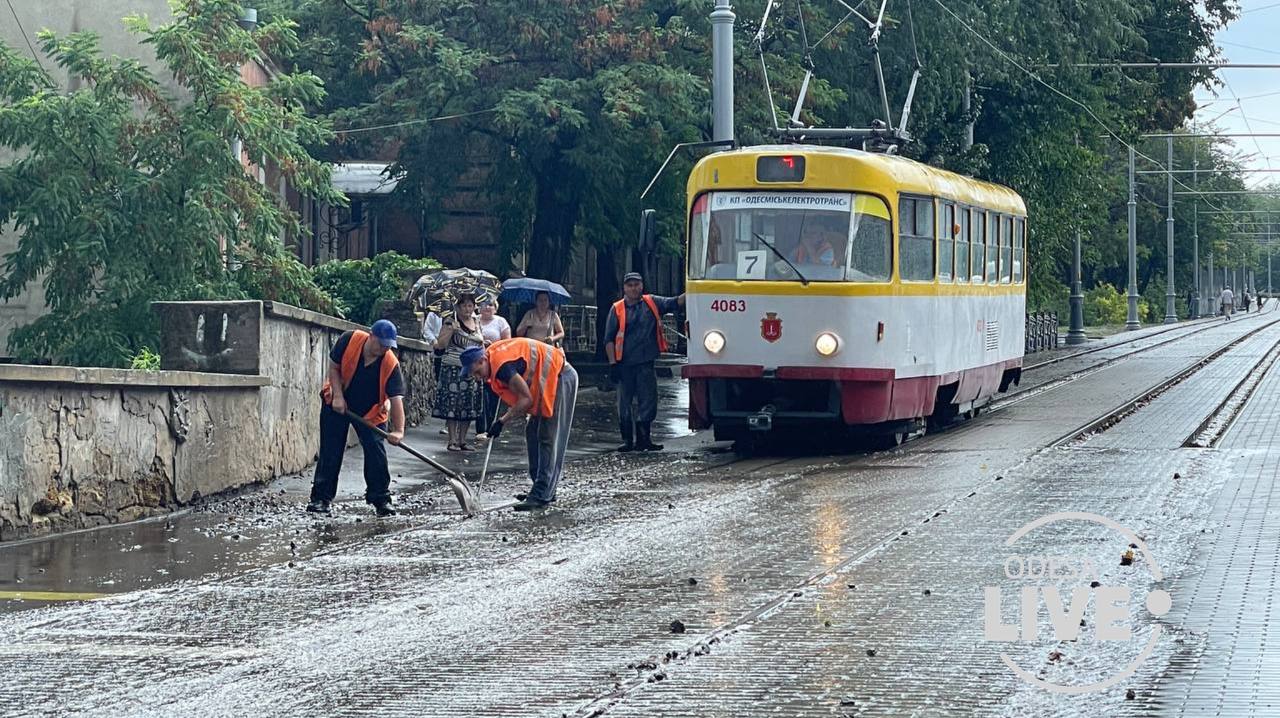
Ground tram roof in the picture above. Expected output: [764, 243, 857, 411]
[690, 144, 1027, 216]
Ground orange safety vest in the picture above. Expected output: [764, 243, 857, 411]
[485, 337, 566, 418]
[611, 295, 669, 362]
[321, 330, 400, 425]
[794, 238, 835, 265]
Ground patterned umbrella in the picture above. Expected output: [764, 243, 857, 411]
[409, 268, 501, 318]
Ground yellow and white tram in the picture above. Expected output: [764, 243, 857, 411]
[681, 146, 1028, 443]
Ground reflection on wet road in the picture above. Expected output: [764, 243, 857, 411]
[2, 318, 1279, 716]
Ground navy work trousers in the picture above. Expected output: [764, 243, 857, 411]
[310, 404, 392, 504]
[617, 361, 658, 426]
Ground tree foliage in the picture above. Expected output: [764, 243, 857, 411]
[0, 0, 342, 366]
[267, 0, 1245, 322]
[310, 251, 441, 325]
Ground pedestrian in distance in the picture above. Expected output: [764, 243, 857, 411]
[1243, 289, 1251, 313]
[307, 320, 405, 517]
[1220, 285, 1235, 321]
[461, 338, 579, 511]
[433, 294, 486, 451]
[475, 297, 512, 441]
[1259, 293, 1265, 312]
[516, 291, 566, 346]
[604, 272, 685, 452]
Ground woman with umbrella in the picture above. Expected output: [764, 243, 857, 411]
[507, 278, 571, 347]
[432, 293, 486, 451]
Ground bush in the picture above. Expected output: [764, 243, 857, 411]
[1029, 278, 1069, 319]
[1141, 276, 1181, 323]
[310, 252, 443, 325]
[1084, 283, 1129, 325]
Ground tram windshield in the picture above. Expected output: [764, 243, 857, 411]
[688, 191, 892, 282]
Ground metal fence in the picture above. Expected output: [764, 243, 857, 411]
[559, 304, 598, 355]
[1025, 311, 1060, 354]
[558, 304, 687, 356]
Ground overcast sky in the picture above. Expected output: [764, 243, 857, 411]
[1194, 0, 1280, 188]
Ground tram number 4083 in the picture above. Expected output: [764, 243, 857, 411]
[710, 299, 747, 312]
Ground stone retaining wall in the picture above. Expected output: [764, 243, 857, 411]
[0, 301, 436, 540]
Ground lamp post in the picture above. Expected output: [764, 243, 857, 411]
[1067, 226, 1087, 344]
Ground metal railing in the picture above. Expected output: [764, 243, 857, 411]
[559, 304, 598, 354]
[1025, 311, 1060, 354]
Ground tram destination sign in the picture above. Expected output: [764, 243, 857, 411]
[757, 155, 806, 182]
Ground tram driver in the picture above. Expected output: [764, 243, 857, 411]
[790, 219, 843, 267]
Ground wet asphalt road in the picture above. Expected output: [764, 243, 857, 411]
[2, 310, 1280, 716]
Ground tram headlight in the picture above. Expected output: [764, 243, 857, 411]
[703, 330, 727, 354]
[815, 332, 841, 357]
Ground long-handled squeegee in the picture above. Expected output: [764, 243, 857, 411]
[345, 410, 480, 516]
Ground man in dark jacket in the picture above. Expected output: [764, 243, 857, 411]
[603, 272, 684, 452]
[306, 319, 406, 516]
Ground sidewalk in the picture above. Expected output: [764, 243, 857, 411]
[0, 377, 699, 613]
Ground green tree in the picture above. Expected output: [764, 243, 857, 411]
[268, 0, 1238, 327]
[0, 0, 342, 366]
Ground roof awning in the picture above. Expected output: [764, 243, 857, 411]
[331, 162, 401, 195]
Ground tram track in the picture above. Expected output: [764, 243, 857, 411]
[1049, 312, 1280, 447]
[574, 311, 1280, 717]
[994, 304, 1278, 411]
[1183, 333, 1280, 448]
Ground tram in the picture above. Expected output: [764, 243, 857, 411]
[680, 145, 1028, 445]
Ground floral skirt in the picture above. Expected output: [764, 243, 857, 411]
[432, 363, 484, 421]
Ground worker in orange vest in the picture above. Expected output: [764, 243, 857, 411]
[307, 320, 406, 517]
[461, 338, 579, 511]
[603, 272, 685, 452]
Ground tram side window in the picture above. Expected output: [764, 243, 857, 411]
[849, 206, 892, 282]
[1014, 217, 1026, 283]
[986, 212, 999, 284]
[955, 207, 970, 284]
[939, 202, 955, 282]
[972, 209, 986, 283]
[1001, 216, 1014, 284]
[899, 196, 935, 281]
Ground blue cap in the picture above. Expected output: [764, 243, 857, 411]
[459, 346, 485, 378]
[370, 319, 398, 348]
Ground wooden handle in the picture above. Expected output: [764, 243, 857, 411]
[343, 410, 463, 480]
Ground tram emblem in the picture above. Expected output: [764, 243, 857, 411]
[761, 312, 782, 343]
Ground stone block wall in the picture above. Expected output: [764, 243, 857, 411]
[0, 301, 436, 540]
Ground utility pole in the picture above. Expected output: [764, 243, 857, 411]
[1191, 131, 1200, 318]
[1164, 136, 1178, 324]
[1127, 146, 1142, 329]
[711, 0, 736, 145]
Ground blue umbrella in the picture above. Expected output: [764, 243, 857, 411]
[501, 277, 573, 305]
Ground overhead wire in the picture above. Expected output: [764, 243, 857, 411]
[1221, 75, 1273, 173]
[330, 106, 499, 135]
[5, 0, 50, 78]
[1243, 0, 1280, 14]
[927, 0, 1239, 214]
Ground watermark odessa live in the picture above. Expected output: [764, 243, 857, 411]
[983, 512, 1174, 694]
